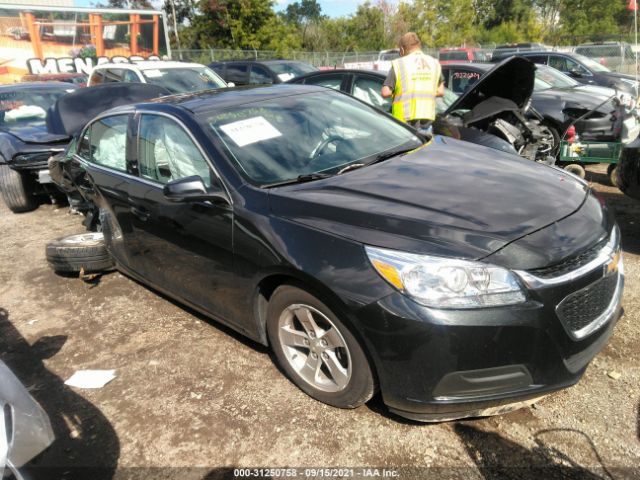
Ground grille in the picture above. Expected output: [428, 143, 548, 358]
[557, 274, 618, 335]
[529, 237, 608, 279]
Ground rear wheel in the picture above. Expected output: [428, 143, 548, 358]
[0, 164, 37, 213]
[46, 232, 114, 274]
[266, 285, 375, 409]
[607, 163, 619, 187]
[564, 163, 586, 179]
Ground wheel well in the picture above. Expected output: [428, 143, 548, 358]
[254, 273, 380, 391]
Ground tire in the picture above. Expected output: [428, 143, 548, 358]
[0, 164, 37, 213]
[607, 163, 619, 187]
[266, 285, 375, 409]
[46, 232, 114, 274]
[564, 163, 586, 179]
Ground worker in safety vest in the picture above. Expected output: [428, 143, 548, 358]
[381, 32, 444, 131]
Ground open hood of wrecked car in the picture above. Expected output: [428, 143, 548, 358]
[445, 56, 536, 114]
[46, 83, 171, 137]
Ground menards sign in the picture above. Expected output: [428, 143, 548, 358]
[0, 5, 170, 82]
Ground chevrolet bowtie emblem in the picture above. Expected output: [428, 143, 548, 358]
[606, 250, 621, 275]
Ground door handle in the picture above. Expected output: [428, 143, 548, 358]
[130, 206, 150, 221]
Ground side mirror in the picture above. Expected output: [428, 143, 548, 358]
[569, 69, 582, 78]
[163, 175, 229, 204]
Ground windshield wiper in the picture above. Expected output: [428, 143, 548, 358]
[262, 172, 334, 188]
[367, 146, 418, 166]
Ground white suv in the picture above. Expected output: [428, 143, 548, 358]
[88, 61, 228, 94]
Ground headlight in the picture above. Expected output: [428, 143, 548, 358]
[365, 246, 526, 308]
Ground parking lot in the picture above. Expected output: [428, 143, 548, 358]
[0, 165, 638, 479]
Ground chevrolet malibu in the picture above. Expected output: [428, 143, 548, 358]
[53, 85, 623, 421]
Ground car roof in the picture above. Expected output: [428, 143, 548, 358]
[92, 61, 206, 71]
[128, 84, 333, 115]
[0, 82, 75, 92]
[214, 59, 307, 65]
[291, 69, 385, 81]
[441, 62, 492, 71]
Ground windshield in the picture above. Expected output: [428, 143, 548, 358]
[207, 91, 422, 186]
[0, 87, 73, 127]
[268, 62, 317, 82]
[436, 88, 459, 113]
[574, 53, 611, 72]
[141, 66, 227, 93]
[535, 65, 579, 88]
[533, 78, 554, 91]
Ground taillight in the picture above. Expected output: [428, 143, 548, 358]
[565, 125, 577, 143]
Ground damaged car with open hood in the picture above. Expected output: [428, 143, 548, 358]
[50, 84, 623, 421]
[434, 56, 560, 163]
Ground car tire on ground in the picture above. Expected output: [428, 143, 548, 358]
[564, 163, 586, 179]
[45, 232, 114, 274]
[0, 164, 37, 213]
[542, 123, 561, 158]
[607, 163, 619, 187]
[266, 285, 375, 409]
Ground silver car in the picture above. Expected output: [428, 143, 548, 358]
[0, 361, 54, 479]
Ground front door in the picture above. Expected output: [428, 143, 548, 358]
[126, 113, 236, 323]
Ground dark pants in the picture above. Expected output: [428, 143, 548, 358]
[408, 119, 433, 135]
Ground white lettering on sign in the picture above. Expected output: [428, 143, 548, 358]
[220, 116, 282, 147]
[26, 56, 162, 75]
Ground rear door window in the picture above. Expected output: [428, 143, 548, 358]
[225, 64, 249, 84]
[138, 115, 212, 187]
[302, 74, 345, 90]
[89, 115, 129, 172]
[249, 65, 273, 84]
[352, 74, 390, 111]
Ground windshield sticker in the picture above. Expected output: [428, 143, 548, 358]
[143, 69, 163, 78]
[277, 73, 295, 82]
[220, 116, 283, 147]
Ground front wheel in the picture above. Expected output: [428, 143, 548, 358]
[267, 285, 375, 409]
[0, 164, 37, 213]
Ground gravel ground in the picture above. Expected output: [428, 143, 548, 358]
[0, 165, 638, 480]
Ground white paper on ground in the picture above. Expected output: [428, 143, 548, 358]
[220, 115, 282, 147]
[65, 370, 116, 389]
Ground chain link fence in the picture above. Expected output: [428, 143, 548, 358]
[173, 45, 640, 74]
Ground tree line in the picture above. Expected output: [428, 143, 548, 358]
[107, 0, 639, 52]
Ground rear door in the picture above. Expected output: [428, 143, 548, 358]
[66, 113, 143, 270]
[126, 112, 236, 322]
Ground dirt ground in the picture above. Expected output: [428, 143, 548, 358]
[0, 164, 639, 480]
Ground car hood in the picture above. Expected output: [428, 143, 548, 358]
[0, 124, 69, 144]
[268, 136, 589, 262]
[532, 87, 613, 113]
[445, 57, 535, 113]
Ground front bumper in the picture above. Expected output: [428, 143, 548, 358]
[353, 243, 623, 422]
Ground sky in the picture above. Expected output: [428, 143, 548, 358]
[274, 0, 370, 18]
[72, 0, 373, 18]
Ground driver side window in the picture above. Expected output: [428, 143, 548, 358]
[138, 115, 212, 187]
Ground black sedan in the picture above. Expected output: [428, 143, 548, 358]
[0, 82, 168, 213]
[209, 60, 317, 86]
[0, 82, 77, 212]
[491, 51, 639, 94]
[441, 62, 622, 143]
[52, 84, 623, 421]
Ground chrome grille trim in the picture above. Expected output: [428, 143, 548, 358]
[515, 226, 619, 288]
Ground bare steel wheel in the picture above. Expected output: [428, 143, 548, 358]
[267, 285, 375, 408]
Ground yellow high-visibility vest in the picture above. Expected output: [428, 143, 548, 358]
[391, 51, 441, 122]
